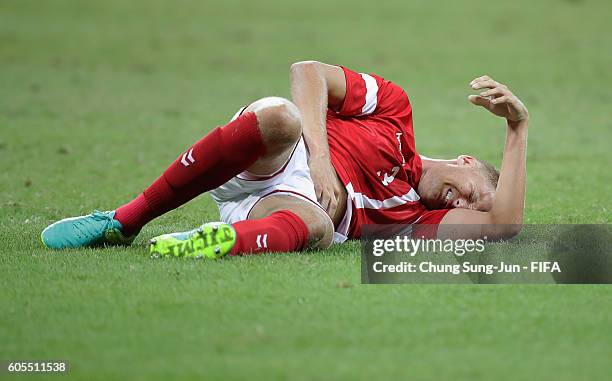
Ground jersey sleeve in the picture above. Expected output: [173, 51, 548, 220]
[336, 66, 412, 119]
[411, 209, 451, 239]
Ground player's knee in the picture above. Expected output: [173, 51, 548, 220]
[308, 213, 334, 249]
[255, 98, 302, 149]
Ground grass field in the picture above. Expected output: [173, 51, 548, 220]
[1, 0, 611, 380]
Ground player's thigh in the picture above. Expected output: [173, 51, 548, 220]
[241, 97, 302, 176]
[249, 194, 333, 249]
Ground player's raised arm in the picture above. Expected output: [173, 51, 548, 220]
[290, 61, 346, 218]
[438, 76, 529, 240]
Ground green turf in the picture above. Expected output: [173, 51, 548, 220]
[1, 0, 611, 380]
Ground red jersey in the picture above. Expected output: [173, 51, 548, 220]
[326, 66, 449, 238]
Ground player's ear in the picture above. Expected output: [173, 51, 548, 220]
[457, 155, 476, 166]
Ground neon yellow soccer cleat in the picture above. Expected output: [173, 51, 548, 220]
[148, 222, 236, 259]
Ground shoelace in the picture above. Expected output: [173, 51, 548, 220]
[71, 211, 113, 240]
[91, 210, 113, 221]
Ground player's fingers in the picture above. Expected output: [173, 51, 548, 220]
[314, 185, 323, 202]
[320, 193, 331, 212]
[468, 94, 491, 107]
[315, 182, 328, 205]
[326, 186, 337, 209]
[327, 197, 338, 219]
[334, 187, 344, 206]
[471, 76, 506, 87]
[470, 75, 491, 85]
[471, 79, 498, 90]
[491, 95, 511, 104]
[479, 87, 508, 98]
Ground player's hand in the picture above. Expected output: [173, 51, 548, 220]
[308, 156, 343, 218]
[468, 76, 529, 123]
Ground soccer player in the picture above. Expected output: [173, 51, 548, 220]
[41, 61, 529, 258]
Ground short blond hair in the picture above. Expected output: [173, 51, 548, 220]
[478, 159, 500, 189]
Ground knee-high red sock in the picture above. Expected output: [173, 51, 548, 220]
[230, 210, 309, 255]
[115, 112, 264, 235]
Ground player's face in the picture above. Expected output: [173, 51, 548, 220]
[419, 155, 495, 211]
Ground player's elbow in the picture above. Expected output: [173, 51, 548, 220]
[489, 218, 523, 240]
[499, 223, 523, 240]
[485, 206, 524, 240]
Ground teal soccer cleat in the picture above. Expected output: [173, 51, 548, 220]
[41, 210, 136, 249]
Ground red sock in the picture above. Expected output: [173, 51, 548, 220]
[230, 210, 310, 255]
[115, 112, 264, 235]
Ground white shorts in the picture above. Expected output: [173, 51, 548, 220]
[209, 137, 319, 223]
[209, 106, 351, 243]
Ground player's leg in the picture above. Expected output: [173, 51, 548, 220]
[41, 97, 303, 249]
[234, 97, 303, 177]
[231, 194, 334, 254]
[148, 195, 333, 258]
[113, 97, 302, 234]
